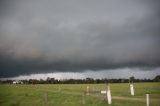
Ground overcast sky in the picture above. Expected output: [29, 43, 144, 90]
[0, 0, 160, 79]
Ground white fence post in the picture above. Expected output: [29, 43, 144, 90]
[107, 86, 112, 105]
[130, 84, 134, 96]
[146, 94, 149, 106]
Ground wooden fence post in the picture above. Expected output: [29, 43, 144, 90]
[44, 92, 48, 105]
[81, 92, 85, 105]
[86, 86, 89, 95]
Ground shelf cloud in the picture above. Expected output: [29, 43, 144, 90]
[0, 0, 160, 78]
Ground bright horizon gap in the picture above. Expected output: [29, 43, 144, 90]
[1, 67, 160, 80]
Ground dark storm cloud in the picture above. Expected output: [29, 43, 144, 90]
[0, 0, 160, 77]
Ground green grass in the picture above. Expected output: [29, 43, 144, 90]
[0, 83, 159, 106]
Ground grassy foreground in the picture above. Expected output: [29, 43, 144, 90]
[0, 83, 159, 106]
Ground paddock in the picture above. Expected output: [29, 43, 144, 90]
[0, 83, 159, 106]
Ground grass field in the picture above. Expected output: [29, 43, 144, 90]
[0, 83, 160, 106]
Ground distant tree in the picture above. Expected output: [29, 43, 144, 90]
[85, 78, 94, 83]
[46, 77, 51, 84]
[39, 79, 45, 84]
[153, 75, 160, 82]
[129, 76, 135, 83]
[50, 78, 55, 84]
[21, 80, 29, 84]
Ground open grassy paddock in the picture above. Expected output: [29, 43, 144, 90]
[0, 83, 159, 106]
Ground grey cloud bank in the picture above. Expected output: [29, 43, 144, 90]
[0, 0, 160, 78]
[1, 67, 160, 80]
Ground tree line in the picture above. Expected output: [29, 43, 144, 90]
[1, 75, 160, 84]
